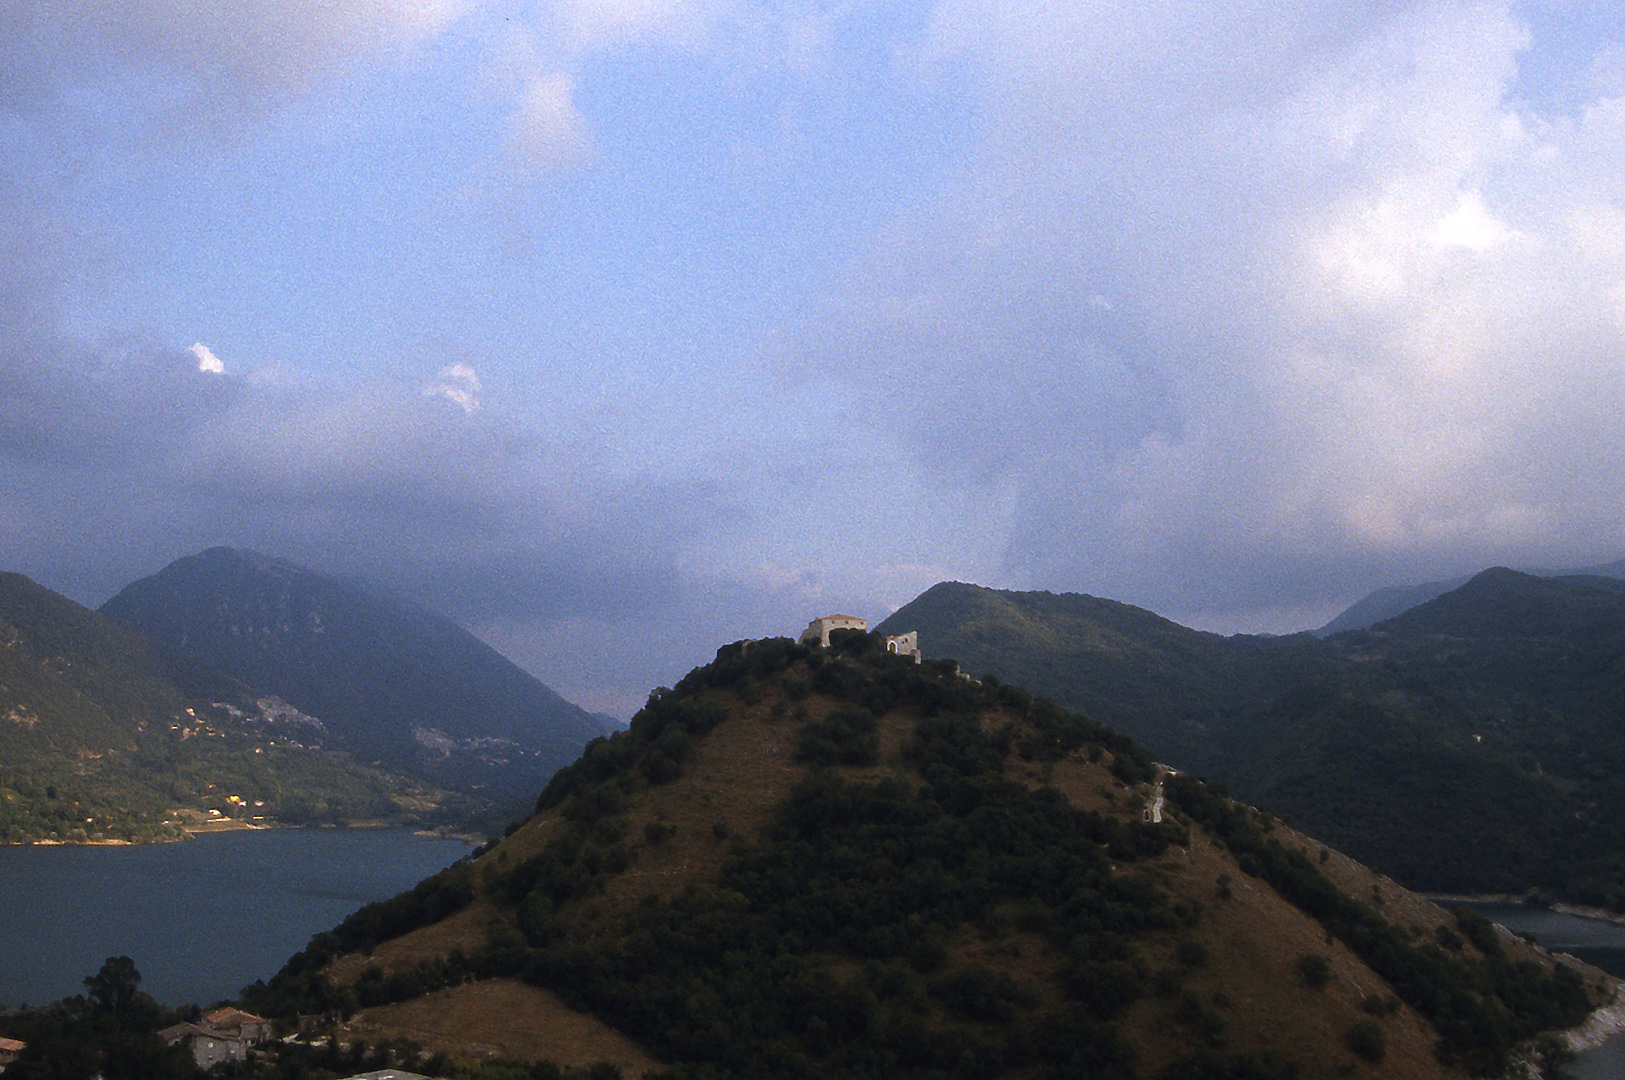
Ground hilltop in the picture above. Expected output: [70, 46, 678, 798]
[878, 571, 1625, 907]
[101, 547, 611, 820]
[241, 630, 1607, 1080]
[0, 571, 455, 842]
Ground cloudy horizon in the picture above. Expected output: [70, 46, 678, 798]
[4, 0, 1624, 716]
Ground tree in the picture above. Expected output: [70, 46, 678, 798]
[84, 957, 145, 1021]
[7, 959, 186, 1080]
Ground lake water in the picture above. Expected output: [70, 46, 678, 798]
[0, 829, 471, 1009]
[1464, 902, 1625, 1079]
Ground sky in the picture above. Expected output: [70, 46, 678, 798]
[4, 0, 1625, 717]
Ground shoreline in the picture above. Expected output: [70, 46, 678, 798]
[1422, 894, 1625, 1062]
[1561, 979, 1625, 1054]
[183, 818, 268, 834]
[1430, 896, 1625, 1058]
[1422, 893, 1625, 928]
[5, 821, 482, 846]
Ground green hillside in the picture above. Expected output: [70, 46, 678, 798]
[230, 631, 1601, 1080]
[878, 571, 1625, 907]
[100, 548, 610, 815]
[0, 571, 460, 842]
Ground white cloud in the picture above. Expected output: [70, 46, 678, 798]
[1431, 190, 1518, 250]
[792, 0, 1625, 623]
[189, 343, 226, 374]
[506, 71, 592, 175]
[9, 0, 1625, 719]
[427, 363, 482, 413]
[2, 0, 465, 121]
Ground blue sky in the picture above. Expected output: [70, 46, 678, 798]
[4, 0, 1625, 715]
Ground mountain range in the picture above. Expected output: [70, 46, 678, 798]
[1313, 556, 1625, 635]
[5, 551, 1623, 1076]
[101, 547, 611, 812]
[0, 570, 451, 842]
[12, 539, 1625, 913]
[878, 566, 1625, 907]
[0, 547, 613, 840]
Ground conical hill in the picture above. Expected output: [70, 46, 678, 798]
[245, 631, 1612, 1080]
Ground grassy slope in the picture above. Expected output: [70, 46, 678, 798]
[249, 636, 1608, 1080]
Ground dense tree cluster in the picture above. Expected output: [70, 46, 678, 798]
[0, 957, 194, 1080]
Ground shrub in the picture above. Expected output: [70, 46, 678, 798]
[1433, 924, 1465, 951]
[1347, 1017, 1386, 1062]
[795, 708, 879, 766]
[1362, 994, 1398, 1017]
[1064, 959, 1145, 1018]
[931, 963, 1033, 1022]
[519, 893, 564, 948]
[1174, 989, 1228, 1049]
[564, 783, 626, 825]
[1159, 1049, 1300, 1080]
[1453, 906, 1503, 956]
[1295, 954, 1331, 989]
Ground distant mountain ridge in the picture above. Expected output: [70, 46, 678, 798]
[1376, 566, 1625, 639]
[0, 571, 447, 841]
[100, 547, 608, 814]
[880, 568, 1625, 908]
[1315, 556, 1625, 634]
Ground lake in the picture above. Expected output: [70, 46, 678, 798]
[0, 829, 471, 1009]
[1464, 902, 1625, 1080]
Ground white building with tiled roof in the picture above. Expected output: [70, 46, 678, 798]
[158, 1007, 271, 1069]
[799, 613, 867, 647]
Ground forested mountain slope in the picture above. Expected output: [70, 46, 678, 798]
[1314, 556, 1625, 635]
[241, 632, 1605, 1080]
[879, 571, 1625, 906]
[101, 547, 609, 814]
[0, 571, 448, 841]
